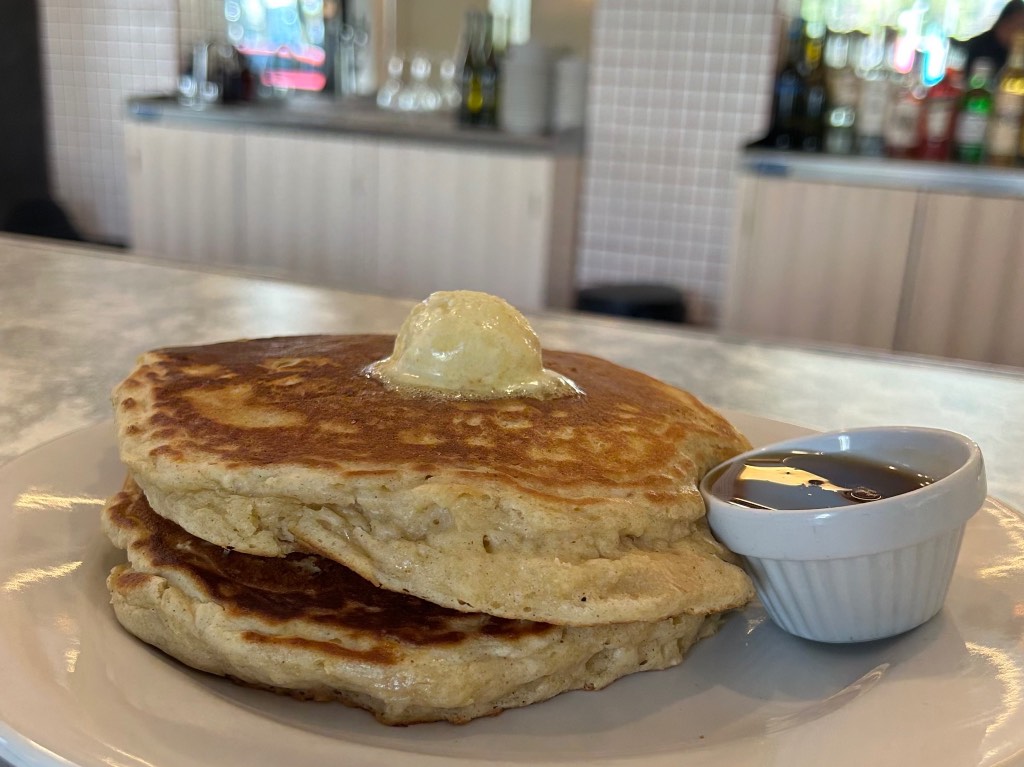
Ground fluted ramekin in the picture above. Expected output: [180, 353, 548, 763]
[701, 427, 986, 643]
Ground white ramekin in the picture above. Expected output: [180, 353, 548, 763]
[700, 426, 987, 643]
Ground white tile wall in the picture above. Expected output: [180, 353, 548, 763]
[38, 0, 178, 244]
[578, 1, 777, 325]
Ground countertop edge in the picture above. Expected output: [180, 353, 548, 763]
[127, 95, 585, 156]
[741, 147, 1024, 197]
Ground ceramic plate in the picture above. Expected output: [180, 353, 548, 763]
[1, 415, 1023, 767]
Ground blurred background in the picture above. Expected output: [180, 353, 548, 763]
[3, 0, 1022, 364]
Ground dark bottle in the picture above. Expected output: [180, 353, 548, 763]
[458, 12, 484, 125]
[478, 13, 499, 127]
[798, 22, 827, 151]
[767, 18, 807, 150]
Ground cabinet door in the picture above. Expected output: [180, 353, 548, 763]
[374, 144, 552, 310]
[896, 192, 1024, 366]
[242, 130, 378, 288]
[724, 175, 917, 350]
[125, 121, 243, 266]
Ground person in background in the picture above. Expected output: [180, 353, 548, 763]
[966, 0, 1024, 72]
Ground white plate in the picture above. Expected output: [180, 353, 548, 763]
[1, 414, 1023, 767]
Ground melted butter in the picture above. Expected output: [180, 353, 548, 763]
[367, 290, 582, 400]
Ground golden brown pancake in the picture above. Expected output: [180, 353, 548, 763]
[103, 479, 724, 725]
[113, 334, 753, 625]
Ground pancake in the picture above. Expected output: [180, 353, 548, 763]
[113, 334, 754, 625]
[103, 479, 724, 725]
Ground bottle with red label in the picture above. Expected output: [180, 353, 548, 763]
[919, 49, 965, 161]
[884, 53, 926, 159]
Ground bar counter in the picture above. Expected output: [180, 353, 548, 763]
[2, 234, 1024, 767]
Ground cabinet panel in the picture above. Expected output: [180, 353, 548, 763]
[127, 121, 575, 310]
[375, 144, 552, 310]
[724, 176, 917, 350]
[897, 193, 1024, 366]
[125, 122, 243, 266]
[242, 130, 377, 288]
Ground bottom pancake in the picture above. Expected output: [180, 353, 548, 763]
[102, 478, 727, 725]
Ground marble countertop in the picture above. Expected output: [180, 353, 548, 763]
[2, 233, 1023, 508]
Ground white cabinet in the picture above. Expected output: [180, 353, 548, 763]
[375, 143, 556, 309]
[125, 121, 579, 310]
[124, 121, 244, 268]
[896, 193, 1024, 366]
[725, 175, 917, 350]
[241, 130, 378, 288]
[726, 172, 1024, 366]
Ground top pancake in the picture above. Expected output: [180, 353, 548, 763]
[114, 334, 754, 625]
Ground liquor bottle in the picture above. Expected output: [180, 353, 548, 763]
[824, 32, 858, 154]
[854, 28, 889, 156]
[767, 18, 806, 150]
[798, 22, 827, 152]
[884, 52, 926, 159]
[918, 50, 965, 162]
[953, 58, 994, 163]
[986, 32, 1024, 166]
[478, 13, 499, 127]
[458, 12, 483, 125]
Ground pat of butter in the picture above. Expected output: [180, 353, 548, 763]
[367, 290, 581, 400]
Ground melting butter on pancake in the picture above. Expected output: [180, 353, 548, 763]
[103, 479, 724, 725]
[367, 290, 580, 399]
[113, 332, 753, 625]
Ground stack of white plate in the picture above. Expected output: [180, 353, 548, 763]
[551, 54, 587, 131]
[499, 42, 551, 135]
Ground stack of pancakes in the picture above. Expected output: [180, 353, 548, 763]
[103, 333, 754, 725]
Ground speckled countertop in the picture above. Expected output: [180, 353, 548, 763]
[2, 233, 1023, 509]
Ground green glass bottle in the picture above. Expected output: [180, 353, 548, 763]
[954, 59, 994, 163]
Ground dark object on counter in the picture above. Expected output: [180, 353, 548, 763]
[4, 198, 83, 242]
[576, 284, 688, 324]
[965, 0, 1024, 73]
[459, 11, 499, 127]
[766, 17, 825, 152]
[0, 0, 50, 228]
